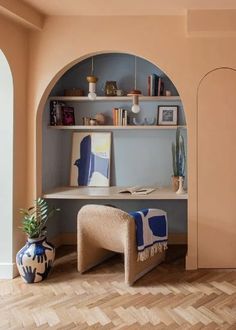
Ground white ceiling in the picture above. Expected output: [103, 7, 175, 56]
[22, 0, 236, 16]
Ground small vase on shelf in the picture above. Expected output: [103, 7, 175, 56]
[176, 176, 185, 195]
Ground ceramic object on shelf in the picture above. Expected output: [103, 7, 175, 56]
[116, 89, 125, 96]
[89, 118, 97, 125]
[176, 176, 185, 194]
[16, 236, 55, 283]
[95, 113, 106, 125]
[133, 117, 156, 126]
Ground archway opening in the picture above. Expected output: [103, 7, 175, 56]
[37, 52, 188, 260]
[0, 50, 14, 279]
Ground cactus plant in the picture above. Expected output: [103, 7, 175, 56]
[172, 128, 186, 177]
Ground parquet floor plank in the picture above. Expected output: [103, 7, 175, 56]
[0, 245, 236, 329]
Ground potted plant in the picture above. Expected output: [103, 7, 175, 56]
[171, 128, 186, 191]
[16, 198, 60, 283]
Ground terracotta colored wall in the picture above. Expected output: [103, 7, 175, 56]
[26, 15, 236, 269]
[198, 68, 236, 268]
[0, 14, 28, 271]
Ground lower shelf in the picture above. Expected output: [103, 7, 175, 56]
[43, 186, 188, 200]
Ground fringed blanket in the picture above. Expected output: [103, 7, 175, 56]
[129, 208, 168, 261]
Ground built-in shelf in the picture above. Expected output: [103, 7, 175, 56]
[43, 186, 188, 200]
[48, 125, 186, 130]
[49, 96, 181, 102]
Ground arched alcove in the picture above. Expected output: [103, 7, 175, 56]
[0, 50, 14, 278]
[37, 52, 188, 253]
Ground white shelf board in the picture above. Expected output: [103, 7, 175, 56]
[49, 96, 181, 102]
[43, 186, 188, 200]
[48, 125, 186, 130]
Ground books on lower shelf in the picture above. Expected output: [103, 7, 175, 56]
[119, 186, 156, 195]
[112, 108, 128, 126]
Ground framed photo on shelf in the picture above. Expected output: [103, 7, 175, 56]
[70, 132, 111, 187]
[157, 105, 178, 125]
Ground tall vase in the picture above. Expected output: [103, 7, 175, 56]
[16, 236, 55, 283]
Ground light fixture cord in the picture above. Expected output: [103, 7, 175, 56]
[91, 56, 94, 75]
[134, 56, 137, 90]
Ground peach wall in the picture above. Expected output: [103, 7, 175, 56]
[0, 14, 28, 273]
[27, 15, 236, 269]
[198, 68, 236, 268]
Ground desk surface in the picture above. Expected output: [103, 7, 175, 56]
[43, 186, 188, 200]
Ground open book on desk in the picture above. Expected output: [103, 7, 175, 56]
[118, 186, 156, 195]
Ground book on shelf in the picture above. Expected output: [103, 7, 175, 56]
[118, 186, 156, 195]
[112, 108, 128, 126]
[62, 106, 75, 125]
[49, 102, 75, 126]
[147, 74, 165, 96]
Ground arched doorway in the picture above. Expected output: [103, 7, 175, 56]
[0, 50, 14, 278]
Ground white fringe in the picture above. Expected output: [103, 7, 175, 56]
[137, 241, 168, 262]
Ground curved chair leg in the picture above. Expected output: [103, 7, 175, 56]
[77, 228, 113, 273]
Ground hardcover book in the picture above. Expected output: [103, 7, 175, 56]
[62, 106, 75, 125]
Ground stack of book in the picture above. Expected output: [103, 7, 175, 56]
[112, 108, 128, 126]
[148, 74, 164, 96]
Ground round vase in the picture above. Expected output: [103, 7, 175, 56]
[16, 236, 55, 283]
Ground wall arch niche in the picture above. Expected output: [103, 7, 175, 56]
[0, 50, 14, 278]
[41, 53, 188, 250]
[198, 67, 236, 268]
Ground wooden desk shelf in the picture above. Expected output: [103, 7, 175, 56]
[43, 186, 188, 200]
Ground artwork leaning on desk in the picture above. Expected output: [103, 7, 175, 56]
[70, 132, 111, 187]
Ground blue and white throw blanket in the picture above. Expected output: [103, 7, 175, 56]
[129, 208, 168, 261]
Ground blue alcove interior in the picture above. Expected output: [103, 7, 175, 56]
[43, 53, 187, 240]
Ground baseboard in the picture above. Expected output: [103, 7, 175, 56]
[0, 262, 18, 279]
[168, 233, 187, 245]
[51, 233, 187, 247]
[50, 233, 77, 247]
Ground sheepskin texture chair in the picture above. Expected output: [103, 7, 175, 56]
[77, 204, 165, 285]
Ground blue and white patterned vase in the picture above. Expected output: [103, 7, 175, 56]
[16, 236, 55, 283]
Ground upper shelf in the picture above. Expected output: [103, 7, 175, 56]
[49, 125, 187, 130]
[49, 96, 181, 102]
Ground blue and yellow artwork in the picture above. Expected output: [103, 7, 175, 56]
[70, 132, 111, 186]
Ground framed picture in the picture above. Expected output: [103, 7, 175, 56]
[70, 132, 111, 187]
[157, 106, 178, 125]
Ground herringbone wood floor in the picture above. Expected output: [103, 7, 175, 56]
[1, 246, 236, 329]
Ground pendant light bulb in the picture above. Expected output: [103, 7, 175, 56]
[131, 104, 141, 113]
[87, 57, 98, 100]
[88, 91, 97, 100]
[131, 94, 141, 113]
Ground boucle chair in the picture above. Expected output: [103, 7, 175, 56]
[77, 204, 166, 285]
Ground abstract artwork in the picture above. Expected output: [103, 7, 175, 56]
[70, 132, 111, 186]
